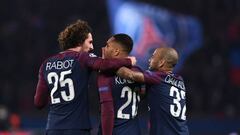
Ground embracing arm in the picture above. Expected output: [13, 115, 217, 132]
[81, 52, 136, 71]
[117, 67, 145, 83]
[117, 67, 162, 84]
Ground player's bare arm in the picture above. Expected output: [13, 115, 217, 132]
[117, 67, 145, 83]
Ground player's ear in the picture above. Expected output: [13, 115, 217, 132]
[158, 59, 165, 68]
[114, 48, 120, 56]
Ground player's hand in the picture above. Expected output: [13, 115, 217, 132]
[127, 56, 136, 66]
[117, 67, 130, 78]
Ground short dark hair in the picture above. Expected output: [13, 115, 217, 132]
[58, 19, 92, 50]
[112, 33, 133, 54]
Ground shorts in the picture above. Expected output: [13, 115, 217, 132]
[98, 118, 141, 135]
[46, 129, 90, 135]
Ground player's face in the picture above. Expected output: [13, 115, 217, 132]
[82, 33, 93, 52]
[149, 50, 159, 70]
[103, 37, 117, 58]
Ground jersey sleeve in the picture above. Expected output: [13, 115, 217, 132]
[79, 52, 132, 71]
[143, 70, 164, 84]
[34, 63, 49, 109]
[100, 101, 114, 135]
[97, 73, 114, 135]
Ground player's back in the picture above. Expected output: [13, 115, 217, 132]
[147, 71, 189, 135]
[111, 66, 142, 135]
[41, 51, 91, 130]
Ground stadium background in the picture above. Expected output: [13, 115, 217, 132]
[0, 0, 240, 134]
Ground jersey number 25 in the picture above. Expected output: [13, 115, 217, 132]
[47, 69, 75, 104]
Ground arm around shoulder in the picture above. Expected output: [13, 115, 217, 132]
[82, 52, 132, 71]
[117, 67, 145, 83]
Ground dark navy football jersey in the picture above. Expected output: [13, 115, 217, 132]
[98, 117, 141, 135]
[98, 66, 143, 135]
[112, 67, 142, 133]
[34, 50, 132, 130]
[143, 70, 189, 135]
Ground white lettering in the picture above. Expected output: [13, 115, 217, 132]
[165, 75, 185, 90]
[51, 62, 56, 69]
[46, 62, 51, 70]
[115, 76, 134, 85]
[57, 61, 62, 69]
[46, 59, 75, 71]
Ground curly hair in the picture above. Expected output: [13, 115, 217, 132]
[58, 19, 92, 50]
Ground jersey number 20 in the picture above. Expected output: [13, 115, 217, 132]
[117, 86, 140, 119]
[47, 69, 75, 104]
[169, 86, 186, 120]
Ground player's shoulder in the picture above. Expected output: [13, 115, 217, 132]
[38, 53, 58, 71]
[44, 51, 74, 60]
[40, 51, 78, 65]
[146, 70, 171, 81]
[145, 70, 164, 77]
[174, 74, 184, 82]
[49, 51, 96, 62]
[156, 71, 184, 81]
[77, 51, 98, 60]
[40, 53, 58, 66]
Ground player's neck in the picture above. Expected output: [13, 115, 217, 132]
[67, 46, 82, 52]
[159, 67, 173, 74]
[115, 53, 128, 58]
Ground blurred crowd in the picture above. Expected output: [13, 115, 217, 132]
[0, 0, 240, 131]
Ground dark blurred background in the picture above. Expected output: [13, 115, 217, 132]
[0, 0, 240, 134]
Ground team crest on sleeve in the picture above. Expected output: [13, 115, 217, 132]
[146, 70, 153, 75]
[99, 86, 109, 92]
[89, 53, 97, 57]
